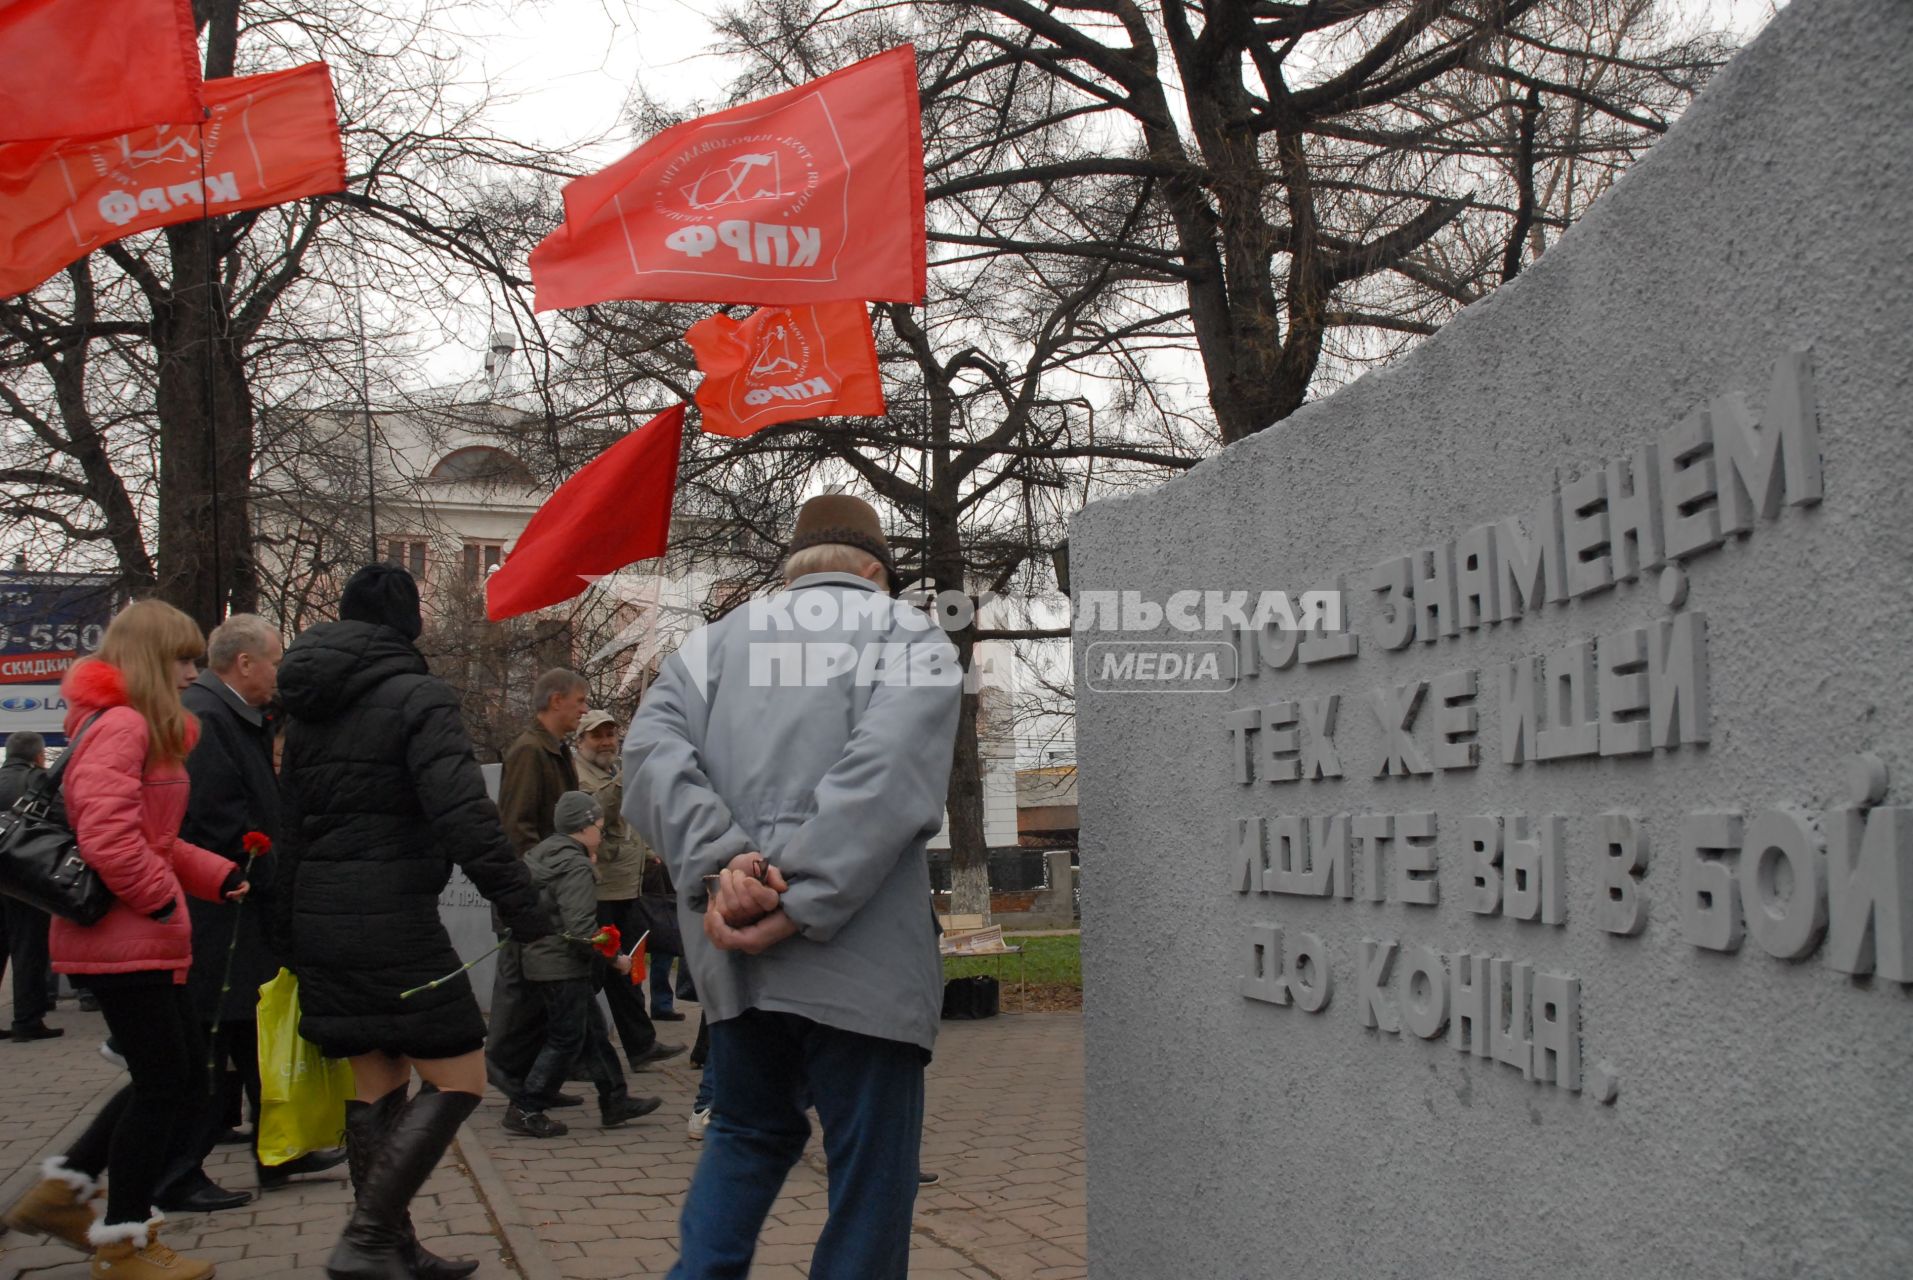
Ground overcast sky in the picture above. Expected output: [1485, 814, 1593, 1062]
[442, 0, 721, 164]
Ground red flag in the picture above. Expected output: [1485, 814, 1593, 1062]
[530, 45, 924, 311]
[0, 62, 345, 299]
[0, 0, 204, 142]
[627, 933, 648, 986]
[485, 405, 686, 622]
[686, 302, 886, 438]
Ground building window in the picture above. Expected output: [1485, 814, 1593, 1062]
[431, 447, 534, 486]
[463, 542, 504, 579]
[386, 540, 426, 578]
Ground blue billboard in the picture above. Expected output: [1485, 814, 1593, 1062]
[0, 572, 121, 746]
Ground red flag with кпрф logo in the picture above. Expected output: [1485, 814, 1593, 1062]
[530, 45, 924, 311]
[0, 62, 345, 299]
[685, 302, 886, 438]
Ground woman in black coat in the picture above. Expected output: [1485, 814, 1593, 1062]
[271, 566, 552, 1280]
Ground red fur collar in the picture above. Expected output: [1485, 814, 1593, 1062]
[61, 658, 200, 751]
[62, 657, 128, 710]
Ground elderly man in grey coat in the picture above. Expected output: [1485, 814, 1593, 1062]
[624, 493, 962, 1280]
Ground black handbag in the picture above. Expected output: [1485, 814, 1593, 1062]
[941, 974, 1000, 1020]
[0, 712, 112, 925]
[635, 894, 684, 957]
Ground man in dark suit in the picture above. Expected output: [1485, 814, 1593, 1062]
[0, 730, 60, 1042]
[154, 614, 342, 1213]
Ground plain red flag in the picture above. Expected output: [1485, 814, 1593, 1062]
[0, 0, 204, 142]
[530, 45, 924, 311]
[626, 933, 648, 985]
[685, 302, 886, 438]
[0, 62, 345, 299]
[485, 405, 687, 622]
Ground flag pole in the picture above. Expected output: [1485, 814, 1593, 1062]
[356, 281, 378, 561]
[197, 115, 224, 624]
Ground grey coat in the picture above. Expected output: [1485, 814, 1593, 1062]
[623, 572, 962, 1054]
[521, 833, 602, 982]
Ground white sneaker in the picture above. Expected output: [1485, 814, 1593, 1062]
[99, 1041, 127, 1071]
[687, 1107, 711, 1141]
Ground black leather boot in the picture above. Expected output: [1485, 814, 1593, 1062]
[341, 1086, 480, 1280]
[325, 1088, 480, 1280]
[398, 1088, 479, 1280]
[337, 1087, 406, 1280]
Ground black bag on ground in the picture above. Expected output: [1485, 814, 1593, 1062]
[0, 712, 111, 925]
[941, 975, 1000, 1020]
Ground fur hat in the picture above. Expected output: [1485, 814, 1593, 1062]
[787, 494, 894, 579]
[554, 790, 604, 835]
[340, 564, 422, 640]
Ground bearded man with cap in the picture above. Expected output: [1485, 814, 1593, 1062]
[271, 564, 555, 1280]
[575, 710, 686, 1064]
[625, 493, 963, 1280]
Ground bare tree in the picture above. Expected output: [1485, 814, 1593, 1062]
[909, 0, 1731, 441]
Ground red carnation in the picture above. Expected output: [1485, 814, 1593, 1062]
[242, 831, 272, 857]
[591, 925, 621, 958]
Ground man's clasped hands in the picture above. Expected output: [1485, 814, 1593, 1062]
[704, 852, 802, 954]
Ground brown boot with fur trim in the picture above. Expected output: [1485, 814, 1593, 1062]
[88, 1214, 214, 1280]
[3, 1157, 100, 1252]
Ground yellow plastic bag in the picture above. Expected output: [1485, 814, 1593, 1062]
[256, 968, 352, 1167]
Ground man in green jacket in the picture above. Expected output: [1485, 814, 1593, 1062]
[504, 792, 662, 1138]
[486, 668, 587, 1096]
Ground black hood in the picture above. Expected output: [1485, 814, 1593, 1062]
[277, 620, 430, 723]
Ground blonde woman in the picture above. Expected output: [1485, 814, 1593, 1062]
[2, 600, 247, 1280]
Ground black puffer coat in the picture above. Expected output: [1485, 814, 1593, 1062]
[271, 620, 552, 1059]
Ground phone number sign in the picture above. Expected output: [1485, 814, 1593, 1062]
[0, 572, 119, 741]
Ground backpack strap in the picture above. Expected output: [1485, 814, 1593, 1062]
[35, 710, 107, 797]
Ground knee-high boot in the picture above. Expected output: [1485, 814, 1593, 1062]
[342, 1086, 480, 1280]
[393, 1087, 479, 1280]
[328, 1088, 480, 1280]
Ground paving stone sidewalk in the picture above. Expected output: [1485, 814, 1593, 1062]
[1, 1000, 1087, 1280]
[467, 1007, 1087, 1280]
[0, 1003, 525, 1280]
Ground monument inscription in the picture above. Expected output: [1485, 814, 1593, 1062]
[1214, 351, 1908, 1103]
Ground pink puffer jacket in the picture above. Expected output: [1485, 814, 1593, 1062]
[50, 659, 238, 980]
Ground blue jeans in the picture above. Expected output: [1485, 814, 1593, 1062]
[650, 956, 677, 1014]
[669, 1009, 924, 1280]
[694, 1057, 714, 1113]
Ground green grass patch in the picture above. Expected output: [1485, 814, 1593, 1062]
[942, 932, 1082, 988]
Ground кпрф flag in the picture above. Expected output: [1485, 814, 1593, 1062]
[685, 301, 886, 438]
[530, 45, 925, 311]
[0, 0, 204, 142]
[0, 62, 345, 299]
[485, 405, 686, 622]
